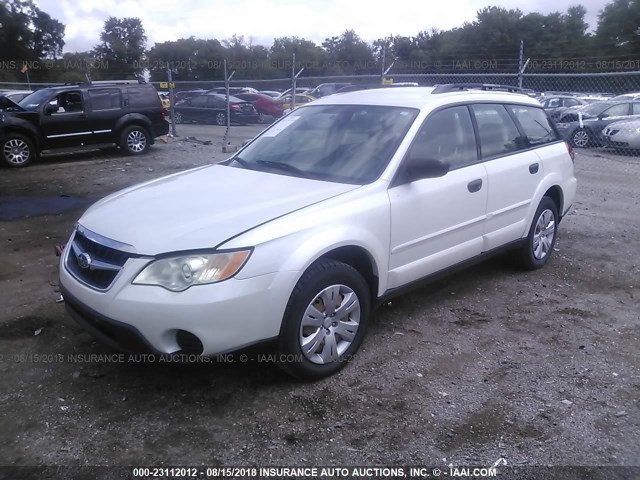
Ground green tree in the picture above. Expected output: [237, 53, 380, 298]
[93, 17, 147, 79]
[596, 0, 640, 57]
[0, 0, 65, 80]
[322, 30, 376, 74]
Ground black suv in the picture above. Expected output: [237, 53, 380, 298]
[0, 80, 169, 168]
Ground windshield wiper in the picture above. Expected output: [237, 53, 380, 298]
[231, 156, 252, 169]
[256, 160, 306, 177]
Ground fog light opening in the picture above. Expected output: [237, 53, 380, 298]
[176, 330, 204, 355]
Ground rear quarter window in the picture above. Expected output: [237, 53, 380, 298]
[507, 105, 560, 146]
[127, 86, 160, 108]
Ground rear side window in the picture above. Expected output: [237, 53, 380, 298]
[190, 96, 208, 107]
[471, 104, 525, 159]
[89, 88, 121, 111]
[408, 106, 477, 170]
[128, 86, 160, 108]
[507, 105, 559, 146]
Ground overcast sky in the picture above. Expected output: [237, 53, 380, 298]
[35, 0, 610, 53]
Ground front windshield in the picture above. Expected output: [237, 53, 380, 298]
[228, 104, 418, 184]
[18, 89, 55, 111]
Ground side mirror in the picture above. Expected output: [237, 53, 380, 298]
[241, 139, 252, 147]
[44, 104, 57, 115]
[402, 156, 450, 183]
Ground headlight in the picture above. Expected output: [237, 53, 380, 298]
[133, 250, 252, 291]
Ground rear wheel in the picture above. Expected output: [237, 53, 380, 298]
[173, 111, 183, 124]
[513, 196, 558, 270]
[215, 112, 226, 126]
[278, 259, 370, 380]
[1, 134, 36, 168]
[120, 125, 150, 155]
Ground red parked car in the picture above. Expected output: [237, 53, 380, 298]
[234, 93, 284, 123]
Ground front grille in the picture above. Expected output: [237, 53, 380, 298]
[65, 229, 131, 290]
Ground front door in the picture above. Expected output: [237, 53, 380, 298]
[40, 90, 91, 149]
[387, 105, 488, 289]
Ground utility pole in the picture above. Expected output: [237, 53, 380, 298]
[518, 40, 524, 89]
[167, 65, 177, 137]
[222, 59, 235, 147]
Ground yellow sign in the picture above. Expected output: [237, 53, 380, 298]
[159, 82, 176, 89]
[382, 78, 393, 85]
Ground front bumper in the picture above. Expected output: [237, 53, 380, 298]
[59, 250, 299, 355]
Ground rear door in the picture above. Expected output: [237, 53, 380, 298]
[475, 103, 547, 250]
[86, 88, 122, 144]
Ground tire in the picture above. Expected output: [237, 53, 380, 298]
[173, 112, 183, 124]
[278, 259, 371, 380]
[513, 196, 559, 270]
[570, 128, 591, 148]
[1, 134, 36, 168]
[257, 112, 266, 124]
[120, 125, 150, 155]
[215, 112, 226, 126]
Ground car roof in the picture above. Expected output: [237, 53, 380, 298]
[310, 86, 541, 109]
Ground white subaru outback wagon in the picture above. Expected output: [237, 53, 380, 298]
[60, 84, 577, 379]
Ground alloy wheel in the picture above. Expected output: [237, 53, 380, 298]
[532, 209, 556, 260]
[3, 138, 30, 165]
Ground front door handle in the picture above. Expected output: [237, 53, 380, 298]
[467, 179, 483, 193]
[529, 163, 539, 174]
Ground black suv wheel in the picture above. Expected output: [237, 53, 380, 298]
[121, 125, 150, 155]
[1, 134, 36, 168]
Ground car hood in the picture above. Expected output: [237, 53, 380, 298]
[0, 97, 25, 112]
[78, 164, 360, 255]
[603, 119, 640, 130]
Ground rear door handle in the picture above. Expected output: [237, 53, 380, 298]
[467, 179, 483, 193]
[529, 163, 539, 174]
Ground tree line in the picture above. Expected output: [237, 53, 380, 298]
[1, 0, 640, 84]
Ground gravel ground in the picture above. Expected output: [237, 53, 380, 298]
[0, 127, 638, 473]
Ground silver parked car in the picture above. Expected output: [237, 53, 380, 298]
[602, 119, 640, 150]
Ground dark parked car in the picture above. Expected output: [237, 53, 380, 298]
[555, 101, 640, 147]
[540, 95, 588, 121]
[0, 80, 169, 168]
[234, 93, 284, 122]
[173, 94, 258, 125]
[173, 89, 206, 103]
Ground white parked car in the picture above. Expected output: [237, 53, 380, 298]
[60, 85, 577, 379]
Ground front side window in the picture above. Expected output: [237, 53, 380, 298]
[547, 98, 561, 108]
[407, 106, 477, 170]
[471, 104, 526, 158]
[228, 105, 418, 184]
[52, 91, 84, 114]
[507, 105, 559, 146]
[565, 98, 581, 107]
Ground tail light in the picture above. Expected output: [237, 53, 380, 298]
[565, 141, 575, 162]
[160, 108, 166, 121]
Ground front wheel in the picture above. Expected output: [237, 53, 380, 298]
[513, 196, 559, 270]
[570, 128, 591, 148]
[120, 125, 150, 155]
[173, 111, 183, 124]
[278, 259, 371, 380]
[1, 134, 36, 168]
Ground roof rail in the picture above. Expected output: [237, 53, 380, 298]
[90, 79, 146, 85]
[432, 83, 523, 94]
[61, 79, 146, 87]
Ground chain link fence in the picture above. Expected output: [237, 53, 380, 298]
[3, 71, 640, 156]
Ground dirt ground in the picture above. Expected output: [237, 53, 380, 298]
[1, 125, 638, 474]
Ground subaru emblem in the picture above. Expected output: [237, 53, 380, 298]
[77, 252, 92, 269]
